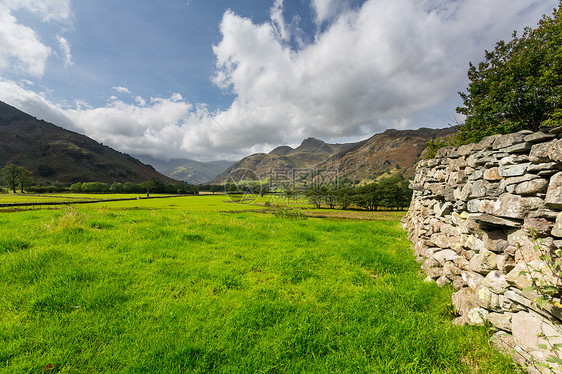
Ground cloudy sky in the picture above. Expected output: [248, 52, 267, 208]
[0, 0, 557, 161]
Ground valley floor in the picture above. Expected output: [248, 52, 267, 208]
[0, 195, 517, 373]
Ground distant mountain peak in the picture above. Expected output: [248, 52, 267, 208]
[299, 137, 324, 146]
[269, 145, 293, 156]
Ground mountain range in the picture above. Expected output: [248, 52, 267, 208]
[212, 127, 457, 184]
[0, 101, 173, 184]
[0, 100, 456, 186]
[132, 154, 233, 185]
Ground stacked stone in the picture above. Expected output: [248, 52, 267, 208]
[402, 128, 562, 372]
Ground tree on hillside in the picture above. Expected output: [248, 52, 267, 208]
[1, 165, 31, 193]
[457, 2, 562, 143]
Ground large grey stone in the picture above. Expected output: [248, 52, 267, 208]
[475, 285, 502, 311]
[453, 256, 470, 271]
[524, 132, 556, 143]
[443, 261, 462, 278]
[430, 233, 450, 249]
[508, 229, 543, 263]
[466, 307, 489, 326]
[461, 271, 485, 290]
[460, 233, 486, 252]
[467, 154, 485, 168]
[553, 212, 562, 238]
[470, 213, 521, 228]
[529, 139, 556, 163]
[468, 248, 497, 274]
[512, 311, 562, 360]
[487, 312, 514, 331]
[421, 258, 442, 279]
[496, 254, 516, 274]
[449, 157, 467, 171]
[457, 143, 479, 156]
[478, 134, 502, 150]
[436, 276, 451, 287]
[499, 174, 538, 191]
[515, 178, 549, 195]
[498, 163, 530, 177]
[467, 199, 482, 213]
[435, 146, 456, 158]
[433, 249, 458, 265]
[482, 270, 509, 294]
[434, 201, 453, 217]
[493, 193, 544, 219]
[527, 162, 560, 172]
[528, 208, 560, 221]
[439, 223, 457, 236]
[545, 171, 562, 209]
[452, 287, 478, 321]
[470, 180, 490, 198]
[452, 277, 466, 290]
[523, 217, 554, 237]
[501, 142, 532, 154]
[548, 138, 562, 162]
[492, 132, 526, 150]
[483, 167, 503, 181]
[506, 263, 533, 290]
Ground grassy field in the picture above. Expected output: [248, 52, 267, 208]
[0, 193, 177, 206]
[0, 196, 517, 373]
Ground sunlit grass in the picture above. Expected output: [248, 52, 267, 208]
[0, 192, 174, 205]
[0, 197, 517, 373]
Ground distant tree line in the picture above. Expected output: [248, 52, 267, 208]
[0, 164, 197, 196]
[69, 179, 197, 196]
[306, 176, 412, 211]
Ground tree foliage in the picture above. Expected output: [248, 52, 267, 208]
[457, 2, 562, 144]
[1, 165, 33, 193]
[306, 176, 411, 211]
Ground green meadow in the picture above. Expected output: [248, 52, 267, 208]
[0, 195, 516, 373]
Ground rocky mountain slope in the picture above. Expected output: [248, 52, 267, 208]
[133, 154, 233, 184]
[212, 127, 457, 183]
[0, 101, 174, 184]
[212, 137, 360, 183]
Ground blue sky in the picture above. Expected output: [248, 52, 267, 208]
[0, 0, 557, 161]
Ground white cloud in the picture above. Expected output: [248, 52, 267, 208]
[0, 78, 239, 161]
[135, 96, 146, 106]
[1, 0, 72, 22]
[270, 0, 289, 41]
[0, 0, 72, 77]
[57, 35, 72, 66]
[112, 86, 131, 94]
[311, 0, 343, 26]
[0, 9, 52, 77]
[0, 0, 557, 163]
[210, 0, 556, 149]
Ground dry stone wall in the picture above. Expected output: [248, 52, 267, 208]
[402, 128, 562, 372]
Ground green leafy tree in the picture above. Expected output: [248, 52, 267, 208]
[1, 165, 27, 193]
[18, 169, 33, 193]
[141, 179, 157, 197]
[109, 182, 124, 193]
[336, 187, 354, 210]
[70, 182, 83, 192]
[457, 3, 562, 144]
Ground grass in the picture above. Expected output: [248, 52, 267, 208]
[0, 193, 175, 205]
[0, 197, 518, 373]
